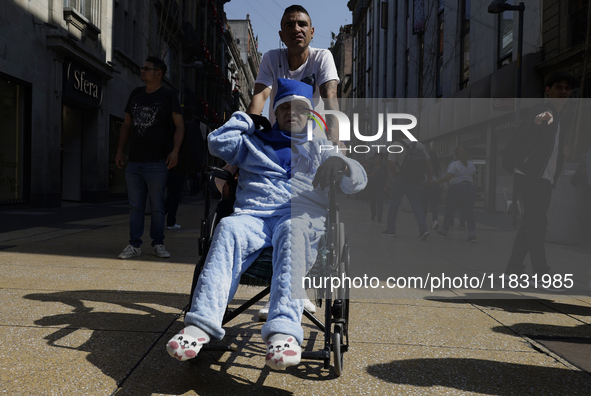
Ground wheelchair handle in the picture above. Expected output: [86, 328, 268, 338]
[207, 166, 234, 181]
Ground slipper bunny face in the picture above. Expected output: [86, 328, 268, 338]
[166, 329, 208, 361]
[265, 337, 301, 370]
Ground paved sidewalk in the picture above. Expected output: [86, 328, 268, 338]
[1, 196, 590, 395]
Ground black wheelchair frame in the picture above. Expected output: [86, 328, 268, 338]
[188, 166, 350, 376]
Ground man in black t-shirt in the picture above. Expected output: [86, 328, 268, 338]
[115, 56, 185, 259]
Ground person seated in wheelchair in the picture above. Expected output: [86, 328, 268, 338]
[166, 78, 367, 369]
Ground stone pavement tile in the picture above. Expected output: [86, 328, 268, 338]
[2, 238, 199, 267]
[0, 259, 195, 295]
[112, 331, 591, 396]
[346, 300, 533, 353]
[67, 214, 129, 226]
[0, 227, 61, 243]
[0, 248, 198, 273]
[0, 288, 187, 332]
[0, 326, 161, 396]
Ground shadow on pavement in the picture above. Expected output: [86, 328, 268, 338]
[22, 290, 323, 395]
[367, 358, 591, 395]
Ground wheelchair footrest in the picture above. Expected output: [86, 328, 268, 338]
[301, 350, 331, 360]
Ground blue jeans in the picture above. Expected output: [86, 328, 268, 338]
[385, 175, 428, 234]
[126, 161, 169, 247]
[442, 182, 476, 233]
[165, 173, 186, 227]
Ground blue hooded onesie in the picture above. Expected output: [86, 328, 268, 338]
[185, 79, 367, 345]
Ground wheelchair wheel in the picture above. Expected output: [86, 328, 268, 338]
[335, 223, 347, 300]
[333, 323, 344, 377]
[341, 239, 350, 346]
[336, 223, 350, 345]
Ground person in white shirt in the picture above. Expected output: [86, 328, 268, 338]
[433, 146, 477, 242]
[246, 5, 340, 145]
[245, 4, 341, 318]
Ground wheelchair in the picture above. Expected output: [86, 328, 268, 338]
[187, 165, 351, 376]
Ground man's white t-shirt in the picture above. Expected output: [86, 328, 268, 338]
[255, 47, 339, 124]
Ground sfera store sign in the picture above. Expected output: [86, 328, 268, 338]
[63, 59, 103, 108]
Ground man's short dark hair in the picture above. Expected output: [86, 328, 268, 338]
[282, 5, 311, 26]
[146, 56, 167, 78]
[546, 72, 576, 89]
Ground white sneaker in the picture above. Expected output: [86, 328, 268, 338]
[258, 298, 316, 320]
[258, 301, 270, 320]
[167, 224, 181, 230]
[303, 298, 316, 313]
[118, 245, 141, 259]
[153, 244, 171, 258]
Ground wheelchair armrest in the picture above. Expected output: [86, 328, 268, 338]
[207, 166, 234, 181]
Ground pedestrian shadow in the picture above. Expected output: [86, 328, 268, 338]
[366, 358, 591, 394]
[23, 290, 294, 396]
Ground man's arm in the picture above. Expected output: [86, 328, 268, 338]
[246, 83, 271, 115]
[115, 113, 132, 169]
[319, 80, 341, 146]
[166, 112, 185, 169]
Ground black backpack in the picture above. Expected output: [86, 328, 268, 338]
[398, 141, 427, 182]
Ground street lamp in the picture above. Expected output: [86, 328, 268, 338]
[488, 0, 525, 228]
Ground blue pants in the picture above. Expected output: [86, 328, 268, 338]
[125, 161, 169, 247]
[185, 211, 326, 346]
[385, 175, 427, 234]
[442, 182, 476, 233]
[165, 173, 186, 227]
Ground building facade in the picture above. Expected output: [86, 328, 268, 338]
[345, 0, 591, 244]
[227, 16, 261, 112]
[346, 0, 545, 213]
[0, 0, 252, 207]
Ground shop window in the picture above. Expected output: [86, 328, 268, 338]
[570, 0, 588, 48]
[497, 10, 513, 68]
[459, 0, 470, 89]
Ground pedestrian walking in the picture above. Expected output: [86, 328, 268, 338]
[502, 71, 575, 277]
[367, 155, 387, 222]
[433, 146, 477, 242]
[382, 136, 432, 240]
[422, 150, 443, 230]
[115, 56, 185, 259]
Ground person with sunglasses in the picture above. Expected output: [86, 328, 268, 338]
[115, 56, 185, 260]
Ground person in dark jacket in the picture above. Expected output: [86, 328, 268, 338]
[504, 72, 575, 278]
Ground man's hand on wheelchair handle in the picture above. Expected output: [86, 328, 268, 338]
[313, 157, 350, 189]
